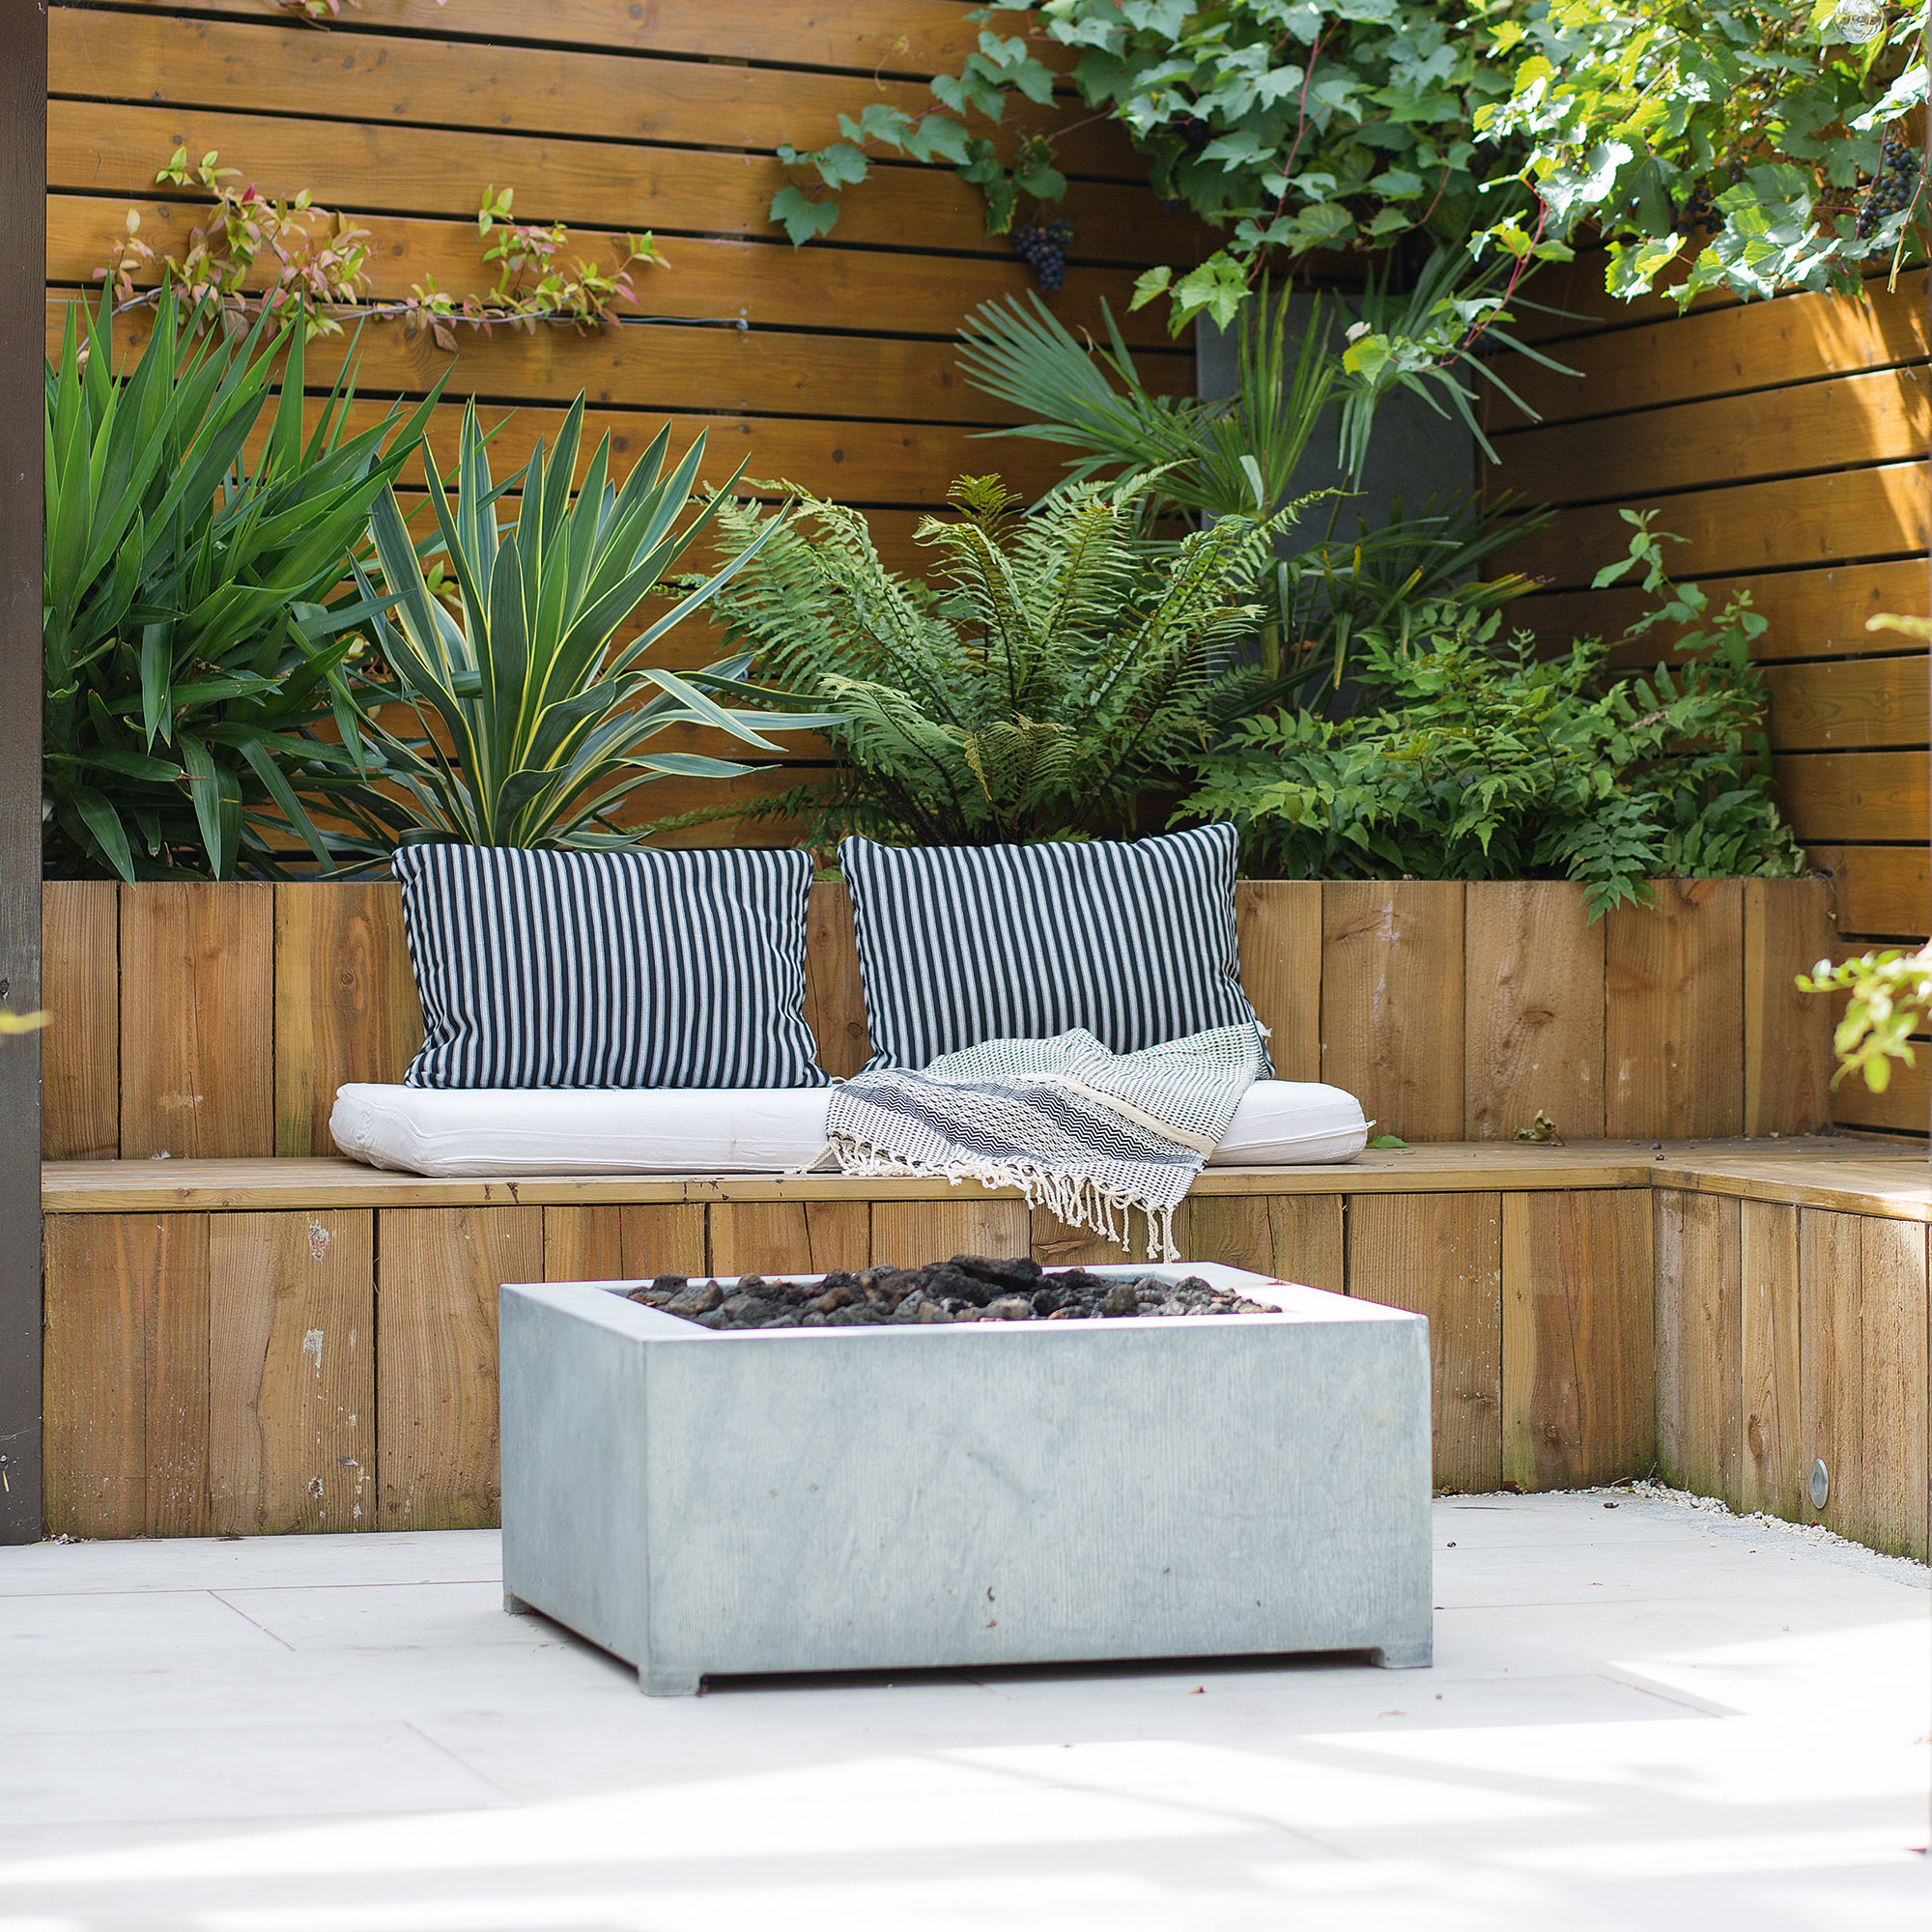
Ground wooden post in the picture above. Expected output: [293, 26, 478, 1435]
[0, 1, 48, 1543]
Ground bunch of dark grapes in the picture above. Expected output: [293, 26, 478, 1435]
[1010, 218, 1073, 294]
[1858, 135, 1921, 239]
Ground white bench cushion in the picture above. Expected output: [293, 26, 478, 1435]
[329, 1080, 1368, 1179]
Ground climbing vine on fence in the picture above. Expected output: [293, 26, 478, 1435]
[100, 148, 665, 343]
[772, 1, 1926, 333]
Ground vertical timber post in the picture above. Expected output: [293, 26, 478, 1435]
[0, 1, 47, 1543]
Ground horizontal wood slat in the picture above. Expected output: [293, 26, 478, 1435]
[1805, 842, 1929, 938]
[109, 0, 1059, 79]
[1761, 655, 1929, 752]
[45, 200, 1188, 358]
[1496, 365, 1929, 507]
[1522, 560, 1926, 667]
[1774, 751, 1929, 844]
[47, 99, 1203, 266]
[52, 9, 1140, 178]
[1489, 270, 1927, 426]
[1500, 463, 1928, 591]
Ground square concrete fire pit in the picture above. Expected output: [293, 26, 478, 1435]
[498, 1264, 1432, 1693]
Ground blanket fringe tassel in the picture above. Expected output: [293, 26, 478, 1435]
[818, 1135, 1179, 1264]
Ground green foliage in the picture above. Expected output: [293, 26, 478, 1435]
[1799, 946, 1932, 1093]
[955, 282, 1337, 515]
[773, 3, 1543, 328]
[1258, 489, 1545, 701]
[43, 293, 439, 882]
[341, 398, 838, 850]
[954, 282, 1548, 697]
[102, 149, 666, 344]
[774, 3, 1925, 348]
[1180, 515, 1806, 918]
[691, 472, 1293, 846]
[1477, 2, 1928, 303]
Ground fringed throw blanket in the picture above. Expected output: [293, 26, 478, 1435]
[821, 1024, 1267, 1263]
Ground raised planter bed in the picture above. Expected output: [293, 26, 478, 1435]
[41, 873, 1838, 1160]
[498, 1262, 1434, 1693]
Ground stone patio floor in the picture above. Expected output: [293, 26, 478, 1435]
[0, 1491, 1926, 1931]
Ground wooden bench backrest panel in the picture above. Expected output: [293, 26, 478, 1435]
[40, 875, 1836, 1159]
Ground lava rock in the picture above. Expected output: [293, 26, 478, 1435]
[644, 1255, 1270, 1329]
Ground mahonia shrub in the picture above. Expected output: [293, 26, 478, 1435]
[1180, 518, 1806, 918]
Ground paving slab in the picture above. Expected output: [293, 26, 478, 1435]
[0, 1492, 1923, 1931]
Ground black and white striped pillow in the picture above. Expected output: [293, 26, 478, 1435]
[838, 824, 1271, 1073]
[392, 843, 828, 1090]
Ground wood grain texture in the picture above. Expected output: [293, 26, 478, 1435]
[1605, 880, 1744, 1138]
[119, 883, 274, 1159]
[709, 1202, 871, 1276]
[274, 883, 422, 1157]
[1501, 1189, 1656, 1491]
[1739, 1199, 1804, 1520]
[1187, 1194, 1344, 1294]
[1538, 559, 1926, 668]
[41, 880, 118, 1159]
[1762, 654, 1930, 752]
[1828, 1051, 1928, 1135]
[1798, 1208, 1864, 1541]
[803, 881, 870, 1080]
[43, 1211, 210, 1538]
[1852, 1215, 1929, 1560]
[1463, 882, 1605, 1141]
[91, 0, 1040, 73]
[870, 1200, 1031, 1270]
[1653, 1188, 1741, 1503]
[1776, 751, 1929, 844]
[49, 98, 1199, 277]
[1488, 270, 1927, 425]
[1499, 464, 1927, 593]
[1031, 1201, 1191, 1269]
[1347, 1192, 1502, 1493]
[208, 1210, 375, 1535]
[541, 1205, 707, 1284]
[1235, 881, 1322, 1082]
[1496, 365, 1929, 504]
[376, 1206, 540, 1529]
[52, 10, 1137, 178]
[1321, 881, 1465, 1142]
[46, 1137, 1931, 1214]
[1805, 842, 1927, 939]
[1743, 876, 1835, 1137]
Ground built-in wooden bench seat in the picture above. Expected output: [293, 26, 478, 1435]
[38, 1139, 1932, 1216]
[40, 1136, 1930, 1569]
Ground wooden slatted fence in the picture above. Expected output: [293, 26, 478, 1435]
[1487, 256, 1928, 1135]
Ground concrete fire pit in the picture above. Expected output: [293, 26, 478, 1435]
[499, 1264, 1432, 1694]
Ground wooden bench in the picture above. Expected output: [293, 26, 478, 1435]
[41, 1136, 1931, 1567]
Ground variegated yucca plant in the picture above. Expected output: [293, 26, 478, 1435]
[344, 397, 837, 849]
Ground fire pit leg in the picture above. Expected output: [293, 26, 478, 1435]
[639, 1664, 702, 1697]
[1369, 1639, 1433, 1669]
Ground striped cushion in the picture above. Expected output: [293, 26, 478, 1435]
[838, 825, 1271, 1074]
[392, 843, 828, 1090]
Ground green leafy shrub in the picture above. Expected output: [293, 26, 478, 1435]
[690, 472, 1290, 847]
[43, 294, 439, 881]
[338, 398, 838, 851]
[1180, 518, 1807, 917]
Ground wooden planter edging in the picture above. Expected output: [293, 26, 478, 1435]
[39, 1140, 1930, 1564]
[41, 874, 1837, 1161]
